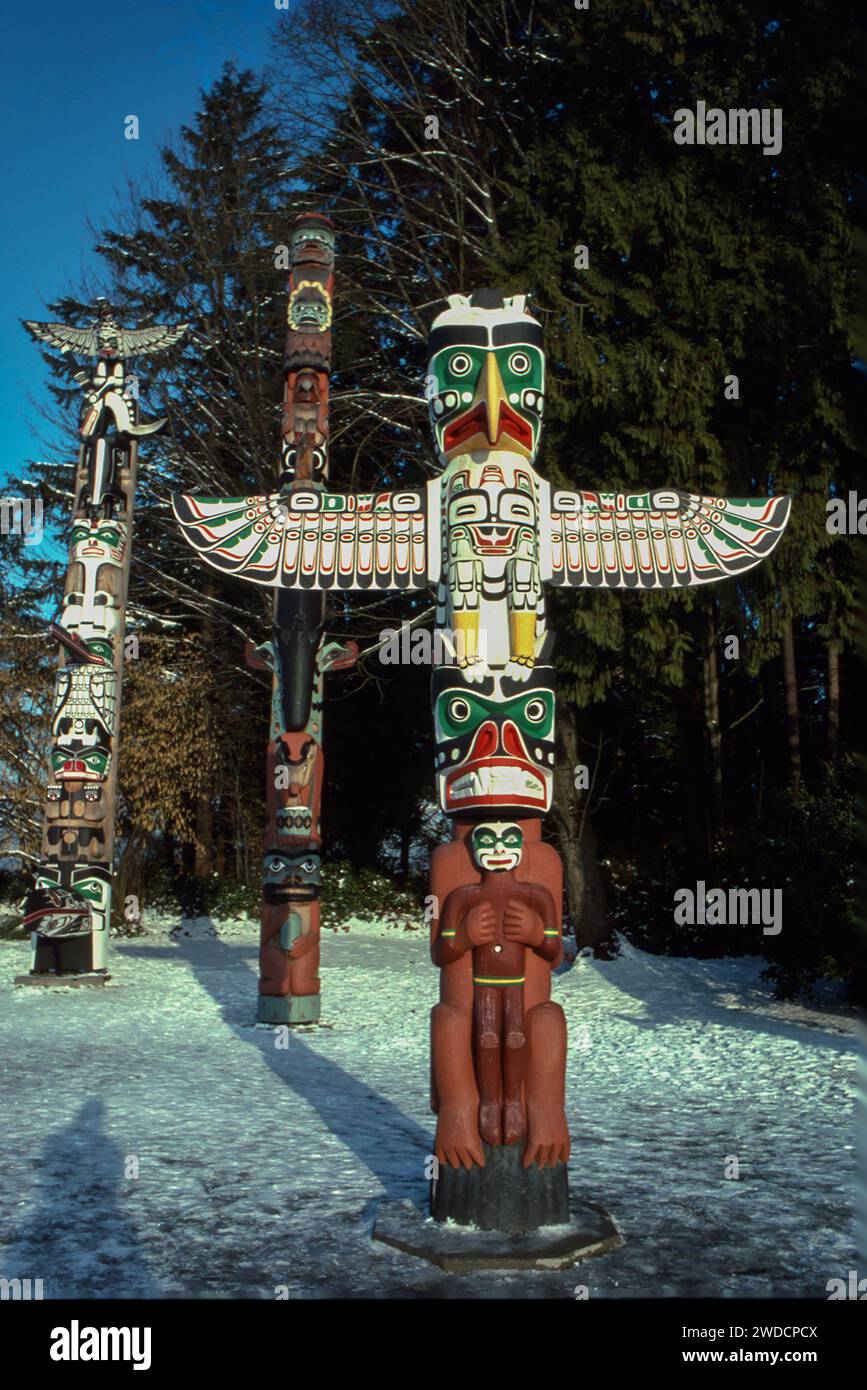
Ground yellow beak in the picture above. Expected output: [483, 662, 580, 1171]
[474, 351, 508, 447]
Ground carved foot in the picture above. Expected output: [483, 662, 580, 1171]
[523, 1104, 571, 1169]
[435, 1106, 485, 1170]
[456, 656, 488, 684]
[504, 658, 533, 683]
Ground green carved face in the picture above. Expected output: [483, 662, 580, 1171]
[289, 219, 335, 264]
[470, 822, 524, 872]
[287, 282, 332, 332]
[69, 519, 126, 566]
[427, 297, 545, 462]
[436, 686, 555, 744]
[431, 666, 557, 816]
[50, 744, 111, 782]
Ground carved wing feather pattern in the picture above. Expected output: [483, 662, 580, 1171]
[25, 321, 99, 354]
[172, 489, 430, 591]
[24, 319, 188, 358]
[116, 324, 189, 356]
[543, 489, 791, 589]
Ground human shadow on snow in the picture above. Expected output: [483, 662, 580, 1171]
[0, 1095, 161, 1297]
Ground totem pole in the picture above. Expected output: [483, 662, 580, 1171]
[174, 283, 791, 1231]
[175, 213, 356, 1024]
[17, 304, 187, 981]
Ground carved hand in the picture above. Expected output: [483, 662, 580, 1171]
[503, 898, 543, 946]
[464, 901, 497, 946]
[289, 932, 316, 958]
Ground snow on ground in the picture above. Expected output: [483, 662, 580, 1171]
[0, 917, 855, 1299]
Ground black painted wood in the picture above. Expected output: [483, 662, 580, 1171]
[431, 1143, 569, 1234]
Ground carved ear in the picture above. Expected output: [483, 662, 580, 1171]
[505, 295, 527, 314]
[445, 294, 471, 310]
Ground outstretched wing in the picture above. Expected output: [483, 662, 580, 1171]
[24, 320, 99, 355]
[542, 488, 791, 589]
[116, 323, 189, 357]
[172, 488, 432, 590]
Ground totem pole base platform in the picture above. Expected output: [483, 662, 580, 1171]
[432, 1142, 569, 1232]
[14, 971, 111, 989]
[257, 994, 321, 1025]
[372, 1191, 622, 1272]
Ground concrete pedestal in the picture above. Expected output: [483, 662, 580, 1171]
[372, 1189, 622, 1272]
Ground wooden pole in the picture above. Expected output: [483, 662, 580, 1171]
[17, 307, 186, 981]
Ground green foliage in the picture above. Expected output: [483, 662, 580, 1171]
[126, 858, 422, 931]
[605, 759, 857, 998]
[736, 762, 857, 998]
[319, 861, 423, 932]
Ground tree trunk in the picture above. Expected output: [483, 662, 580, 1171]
[194, 580, 217, 876]
[781, 618, 802, 792]
[194, 793, 213, 877]
[551, 704, 616, 955]
[827, 641, 840, 762]
[114, 827, 150, 928]
[400, 819, 411, 885]
[703, 610, 723, 835]
[672, 655, 712, 882]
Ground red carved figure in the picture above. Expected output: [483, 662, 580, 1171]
[431, 820, 569, 1173]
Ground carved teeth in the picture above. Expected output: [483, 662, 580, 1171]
[447, 765, 545, 800]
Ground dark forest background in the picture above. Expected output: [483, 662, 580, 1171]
[1, 0, 864, 1000]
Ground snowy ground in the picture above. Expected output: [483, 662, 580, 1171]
[0, 915, 856, 1299]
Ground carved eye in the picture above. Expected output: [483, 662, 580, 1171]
[301, 859, 317, 875]
[524, 698, 546, 723]
[509, 352, 531, 375]
[449, 353, 472, 376]
[448, 697, 471, 722]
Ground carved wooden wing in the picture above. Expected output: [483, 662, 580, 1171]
[172, 487, 434, 590]
[115, 323, 189, 357]
[24, 321, 99, 355]
[541, 488, 791, 589]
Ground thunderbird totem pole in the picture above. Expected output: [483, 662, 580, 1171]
[174, 277, 790, 1231]
[176, 212, 356, 1024]
[18, 305, 187, 980]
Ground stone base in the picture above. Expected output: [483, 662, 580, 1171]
[372, 1192, 622, 1272]
[432, 1142, 568, 1232]
[14, 971, 111, 989]
[257, 993, 321, 1025]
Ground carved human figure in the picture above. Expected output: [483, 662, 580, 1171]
[430, 820, 570, 1171]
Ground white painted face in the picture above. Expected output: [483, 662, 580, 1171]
[470, 821, 524, 872]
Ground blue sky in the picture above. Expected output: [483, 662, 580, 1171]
[0, 0, 280, 487]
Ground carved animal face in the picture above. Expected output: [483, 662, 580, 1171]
[427, 293, 545, 463]
[261, 849, 321, 903]
[49, 742, 111, 782]
[289, 215, 335, 269]
[432, 665, 556, 816]
[470, 822, 524, 872]
[29, 863, 110, 934]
